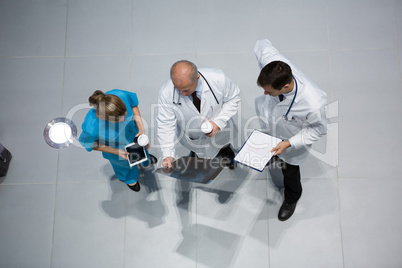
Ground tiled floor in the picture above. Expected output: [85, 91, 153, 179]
[1, 0, 401, 267]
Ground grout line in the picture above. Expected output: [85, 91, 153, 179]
[123, 2, 134, 266]
[123, 187, 128, 268]
[50, 150, 61, 268]
[195, 0, 198, 65]
[2, 46, 397, 61]
[0, 180, 122, 186]
[50, 1, 70, 267]
[195, 0, 198, 266]
[0, 56, 65, 59]
[128, 0, 133, 91]
[0, 54, 130, 59]
[393, 0, 402, 84]
[195, 186, 198, 268]
[336, 171, 345, 268]
[0, 175, 388, 187]
[60, 54, 130, 57]
[265, 177, 271, 267]
[325, 0, 331, 53]
[325, 0, 345, 266]
[0, 182, 59, 186]
[259, 0, 263, 37]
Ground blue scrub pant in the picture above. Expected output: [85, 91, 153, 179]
[103, 148, 151, 185]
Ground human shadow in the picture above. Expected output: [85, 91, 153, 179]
[250, 156, 339, 248]
[99, 175, 126, 218]
[160, 155, 249, 207]
[197, 166, 249, 203]
[126, 164, 168, 228]
[100, 163, 168, 229]
[176, 223, 242, 268]
[172, 160, 251, 267]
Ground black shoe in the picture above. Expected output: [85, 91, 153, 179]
[128, 182, 140, 192]
[278, 201, 297, 221]
[217, 144, 235, 158]
[149, 154, 158, 165]
[217, 144, 235, 168]
[229, 160, 237, 170]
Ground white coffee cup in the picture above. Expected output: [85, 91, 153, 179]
[201, 121, 213, 134]
[135, 134, 149, 147]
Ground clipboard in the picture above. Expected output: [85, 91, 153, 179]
[234, 129, 282, 172]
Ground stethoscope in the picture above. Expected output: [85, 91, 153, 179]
[282, 75, 298, 121]
[173, 72, 220, 105]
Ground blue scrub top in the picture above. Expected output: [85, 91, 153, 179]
[79, 89, 140, 161]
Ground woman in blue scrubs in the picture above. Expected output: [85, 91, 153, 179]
[79, 89, 155, 192]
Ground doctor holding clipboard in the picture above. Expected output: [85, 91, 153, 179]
[254, 39, 328, 221]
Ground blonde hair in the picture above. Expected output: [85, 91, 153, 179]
[88, 90, 126, 122]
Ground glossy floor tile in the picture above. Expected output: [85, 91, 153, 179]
[132, 0, 197, 55]
[197, 0, 261, 54]
[124, 178, 197, 267]
[0, 58, 64, 184]
[1, 0, 401, 267]
[51, 182, 126, 267]
[262, 0, 329, 52]
[327, 0, 397, 50]
[339, 177, 402, 268]
[0, 0, 67, 57]
[331, 49, 402, 179]
[0, 184, 56, 268]
[66, 0, 132, 56]
[266, 175, 343, 268]
[196, 178, 270, 268]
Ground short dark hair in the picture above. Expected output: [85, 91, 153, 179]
[257, 61, 292, 90]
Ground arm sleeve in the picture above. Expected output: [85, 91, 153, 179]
[126, 91, 139, 108]
[78, 113, 98, 152]
[79, 131, 97, 152]
[288, 106, 328, 149]
[254, 39, 286, 69]
[254, 96, 270, 132]
[211, 74, 241, 130]
[156, 88, 178, 159]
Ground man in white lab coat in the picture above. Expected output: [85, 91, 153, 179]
[157, 60, 241, 170]
[254, 39, 328, 221]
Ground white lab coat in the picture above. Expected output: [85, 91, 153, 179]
[254, 39, 328, 165]
[157, 68, 241, 159]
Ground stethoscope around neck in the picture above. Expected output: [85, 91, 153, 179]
[173, 71, 220, 105]
[282, 75, 298, 121]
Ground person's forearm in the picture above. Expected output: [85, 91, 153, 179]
[212, 97, 240, 130]
[93, 140, 118, 155]
[132, 106, 145, 134]
[156, 103, 177, 159]
[157, 126, 176, 159]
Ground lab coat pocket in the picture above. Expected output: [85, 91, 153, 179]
[205, 104, 220, 119]
[181, 133, 206, 149]
[282, 116, 304, 134]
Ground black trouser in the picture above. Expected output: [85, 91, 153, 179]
[270, 156, 302, 204]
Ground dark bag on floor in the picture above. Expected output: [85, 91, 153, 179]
[0, 143, 12, 177]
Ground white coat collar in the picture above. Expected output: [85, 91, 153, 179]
[279, 75, 303, 104]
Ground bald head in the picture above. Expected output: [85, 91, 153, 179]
[170, 60, 199, 88]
